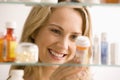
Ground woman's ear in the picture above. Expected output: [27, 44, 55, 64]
[30, 29, 39, 43]
[31, 28, 40, 39]
[31, 33, 36, 40]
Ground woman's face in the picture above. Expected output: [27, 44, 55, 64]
[35, 7, 82, 64]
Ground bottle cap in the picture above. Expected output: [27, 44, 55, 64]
[10, 69, 24, 76]
[94, 34, 99, 43]
[5, 21, 16, 29]
[76, 36, 90, 47]
[101, 32, 107, 41]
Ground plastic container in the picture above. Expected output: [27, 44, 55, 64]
[8, 69, 24, 80]
[76, 36, 90, 64]
[15, 42, 39, 63]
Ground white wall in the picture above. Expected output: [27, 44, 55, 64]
[0, 4, 32, 42]
[89, 6, 120, 80]
[89, 6, 120, 64]
[0, 4, 31, 80]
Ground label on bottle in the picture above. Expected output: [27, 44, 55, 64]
[101, 41, 108, 64]
[9, 41, 17, 58]
[5, 40, 17, 62]
[76, 50, 88, 64]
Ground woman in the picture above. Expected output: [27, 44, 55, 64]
[10, 4, 92, 80]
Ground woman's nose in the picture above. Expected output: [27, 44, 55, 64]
[56, 37, 69, 50]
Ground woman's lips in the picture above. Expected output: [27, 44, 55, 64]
[48, 49, 67, 60]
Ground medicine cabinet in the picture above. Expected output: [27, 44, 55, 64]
[0, 1, 120, 80]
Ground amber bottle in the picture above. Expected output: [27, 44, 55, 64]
[4, 22, 17, 62]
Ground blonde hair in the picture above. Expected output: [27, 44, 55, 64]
[10, 5, 92, 80]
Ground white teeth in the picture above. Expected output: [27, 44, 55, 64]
[50, 50, 64, 58]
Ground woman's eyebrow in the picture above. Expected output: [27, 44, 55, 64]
[49, 23, 64, 31]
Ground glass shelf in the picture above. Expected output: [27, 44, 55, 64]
[1, 1, 120, 6]
[0, 62, 120, 67]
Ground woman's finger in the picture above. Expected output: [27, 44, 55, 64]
[50, 59, 87, 80]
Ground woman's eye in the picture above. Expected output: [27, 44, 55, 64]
[51, 29, 61, 35]
[71, 35, 78, 41]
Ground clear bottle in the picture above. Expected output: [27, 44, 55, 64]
[75, 36, 90, 64]
[0, 27, 6, 62]
[101, 32, 108, 64]
[8, 69, 24, 80]
[4, 21, 17, 62]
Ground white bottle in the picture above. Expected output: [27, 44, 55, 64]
[93, 34, 100, 64]
[110, 42, 119, 65]
[76, 36, 90, 64]
[8, 70, 24, 80]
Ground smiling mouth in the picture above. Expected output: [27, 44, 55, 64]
[48, 49, 67, 60]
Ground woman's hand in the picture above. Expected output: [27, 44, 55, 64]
[50, 58, 89, 80]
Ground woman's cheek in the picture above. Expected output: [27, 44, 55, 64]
[67, 45, 76, 61]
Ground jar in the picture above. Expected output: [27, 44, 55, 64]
[15, 42, 39, 63]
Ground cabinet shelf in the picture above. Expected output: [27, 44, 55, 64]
[0, 62, 120, 67]
[1, 1, 120, 6]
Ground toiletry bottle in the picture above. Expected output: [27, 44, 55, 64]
[0, 27, 6, 62]
[76, 36, 90, 64]
[4, 21, 17, 62]
[110, 42, 119, 65]
[93, 34, 100, 64]
[101, 32, 108, 64]
[8, 69, 24, 80]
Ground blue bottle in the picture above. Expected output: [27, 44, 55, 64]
[101, 32, 108, 64]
